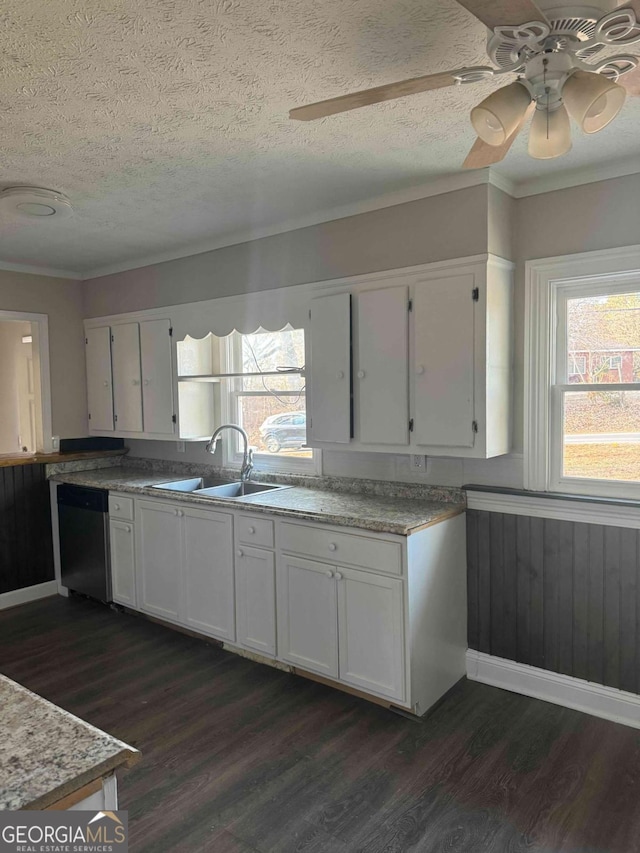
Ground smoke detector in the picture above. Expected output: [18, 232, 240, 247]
[0, 187, 73, 220]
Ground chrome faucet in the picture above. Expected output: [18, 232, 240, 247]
[205, 424, 254, 482]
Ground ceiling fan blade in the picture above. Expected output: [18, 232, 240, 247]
[618, 0, 640, 16]
[619, 64, 640, 95]
[462, 102, 534, 168]
[455, 0, 549, 29]
[289, 71, 459, 121]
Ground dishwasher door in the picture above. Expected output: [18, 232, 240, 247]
[58, 485, 112, 602]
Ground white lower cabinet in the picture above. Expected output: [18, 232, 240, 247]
[137, 500, 182, 621]
[277, 555, 339, 678]
[135, 498, 234, 641]
[235, 546, 276, 656]
[182, 506, 234, 640]
[109, 520, 137, 607]
[337, 568, 405, 701]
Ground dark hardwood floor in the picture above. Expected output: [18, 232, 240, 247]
[2, 596, 640, 853]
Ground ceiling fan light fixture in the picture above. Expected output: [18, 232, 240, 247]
[562, 70, 626, 134]
[528, 103, 572, 159]
[470, 81, 532, 146]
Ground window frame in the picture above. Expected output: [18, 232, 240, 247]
[525, 247, 640, 499]
[219, 329, 321, 476]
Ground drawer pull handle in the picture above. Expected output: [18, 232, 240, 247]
[237, 549, 244, 557]
[328, 542, 337, 551]
[335, 572, 343, 581]
[248, 526, 255, 534]
[325, 570, 334, 578]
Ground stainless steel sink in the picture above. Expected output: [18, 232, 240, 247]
[151, 476, 232, 493]
[195, 481, 289, 499]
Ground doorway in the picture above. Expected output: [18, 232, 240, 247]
[0, 311, 52, 456]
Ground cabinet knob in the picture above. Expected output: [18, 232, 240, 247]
[336, 370, 344, 380]
[113, 503, 120, 511]
[143, 379, 150, 386]
[248, 526, 255, 534]
[328, 542, 337, 552]
[416, 365, 425, 375]
[132, 379, 140, 385]
[325, 570, 334, 578]
[334, 572, 343, 581]
[103, 381, 109, 387]
[357, 370, 365, 379]
[125, 525, 132, 534]
[175, 509, 184, 517]
[237, 549, 244, 557]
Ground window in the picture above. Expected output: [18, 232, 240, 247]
[526, 249, 640, 499]
[220, 326, 319, 474]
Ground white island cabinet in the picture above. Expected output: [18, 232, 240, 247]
[117, 493, 466, 716]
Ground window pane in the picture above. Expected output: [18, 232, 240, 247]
[563, 390, 640, 481]
[238, 395, 311, 458]
[567, 292, 640, 384]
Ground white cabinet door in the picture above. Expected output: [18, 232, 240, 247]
[236, 546, 276, 656]
[357, 286, 409, 445]
[182, 506, 235, 641]
[337, 568, 405, 702]
[110, 520, 136, 607]
[137, 501, 182, 621]
[277, 555, 338, 678]
[413, 275, 475, 449]
[111, 323, 143, 432]
[140, 319, 175, 436]
[309, 292, 352, 444]
[85, 326, 114, 432]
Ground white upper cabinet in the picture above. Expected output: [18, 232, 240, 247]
[412, 274, 475, 449]
[356, 286, 409, 445]
[86, 315, 176, 440]
[309, 292, 352, 444]
[307, 255, 512, 458]
[111, 323, 143, 432]
[140, 319, 175, 437]
[85, 326, 114, 432]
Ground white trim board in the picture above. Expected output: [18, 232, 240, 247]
[466, 489, 640, 529]
[466, 650, 640, 730]
[0, 581, 58, 611]
[0, 259, 83, 280]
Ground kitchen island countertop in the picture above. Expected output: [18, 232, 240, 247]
[0, 674, 139, 811]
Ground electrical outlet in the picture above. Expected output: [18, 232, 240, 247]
[176, 441, 186, 453]
[51, 436, 60, 452]
[411, 454, 426, 471]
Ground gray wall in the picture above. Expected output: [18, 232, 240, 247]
[0, 271, 87, 439]
[83, 185, 491, 317]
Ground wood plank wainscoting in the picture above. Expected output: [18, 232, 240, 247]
[0, 464, 54, 598]
[466, 486, 640, 727]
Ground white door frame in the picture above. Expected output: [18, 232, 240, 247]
[0, 310, 53, 453]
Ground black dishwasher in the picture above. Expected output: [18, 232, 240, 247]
[57, 485, 112, 602]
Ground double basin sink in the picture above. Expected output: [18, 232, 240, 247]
[151, 476, 289, 501]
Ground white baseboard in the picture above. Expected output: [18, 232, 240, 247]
[0, 581, 58, 611]
[466, 650, 640, 730]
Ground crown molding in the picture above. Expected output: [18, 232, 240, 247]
[81, 169, 498, 280]
[509, 155, 640, 198]
[0, 259, 83, 280]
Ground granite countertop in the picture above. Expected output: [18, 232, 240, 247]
[51, 467, 465, 536]
[0, 675, 139, 811]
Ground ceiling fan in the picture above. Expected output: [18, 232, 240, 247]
[289, 0, 640, 167]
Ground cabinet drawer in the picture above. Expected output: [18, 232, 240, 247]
[237, 514, 274, 549]
[279, 522, 402, 576]
[109, 494, 134, 521]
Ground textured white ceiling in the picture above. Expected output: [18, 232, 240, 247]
[1, 0, 639, 275]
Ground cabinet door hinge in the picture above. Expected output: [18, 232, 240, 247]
[309, 417, 312, 429]
[472, 420, 478, 433]
[169, 326, 173, 337]
[172, 414, 177, 424]
[88, 413, 91, 421]
[114, 414, 118, 423]
[309, 309, 311, 319]
[409, 418, 414, 432]
[472, 287, 479, 302]
[85, 337, 88, 345]
[408, 299, 413, 312]
[111, 334, 115, 343]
